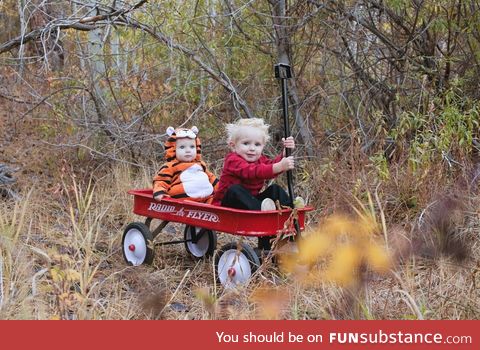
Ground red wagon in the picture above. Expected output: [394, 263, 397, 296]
[123, 189, 313, 287]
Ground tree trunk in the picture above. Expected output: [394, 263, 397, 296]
[270, 0, 314, 157]
[26, 0, 65, 71]
[17, 0, 26, 77]
[86, 5, 109, 131]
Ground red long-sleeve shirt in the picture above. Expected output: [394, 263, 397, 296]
[212, 152, 283, 205]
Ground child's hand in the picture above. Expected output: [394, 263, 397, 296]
[282, 137, 295, 150]
[154, 194, 164, 202]
[282, 156, 295, 171]
[282, 136, 295, 157]
[273, 156, 295, 174]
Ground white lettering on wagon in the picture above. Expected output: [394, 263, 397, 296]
[147, 203, 219, 223]
[184, 210, 219, 223]
[147, 202, 176, 213]
[175, 208, 185, 217]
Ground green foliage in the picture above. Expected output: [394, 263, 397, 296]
[369, 152, 390, 181]
[384, 0, 409, 13]
[38, 123, 57, 138]
[391, 84, 479, 173]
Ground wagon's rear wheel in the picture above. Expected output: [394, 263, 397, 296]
[184, 225, 217, 258]
[215, 242, 260, 288]
[122, 222, 154, 266]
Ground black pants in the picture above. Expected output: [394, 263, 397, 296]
[221, 184, 291, 250]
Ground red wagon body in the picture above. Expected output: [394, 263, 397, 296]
[124, 189, 313, 287]
[129, 188, 313, 236]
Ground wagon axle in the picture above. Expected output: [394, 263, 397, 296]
[128, 244, 135, 252]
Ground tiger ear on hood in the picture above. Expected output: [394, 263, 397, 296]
[166, 126, 175, 136]
[191, 126, 199, 135]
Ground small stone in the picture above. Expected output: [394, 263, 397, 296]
[170, 302, 188, 312]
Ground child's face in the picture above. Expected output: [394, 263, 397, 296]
[176, 138, 197, 162]
[230, 126, 266, 163]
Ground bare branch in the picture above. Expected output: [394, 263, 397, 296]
[0, 0, 147, 54]
[116, 18, 255, 118]
[0, 91, 35, 104]
[0, 0, 255, 119]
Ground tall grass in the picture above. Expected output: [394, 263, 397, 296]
[0, 191, 45, 318]
[0, 160, 478, 320]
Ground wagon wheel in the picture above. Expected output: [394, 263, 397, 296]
[122, 222, 154, 266]
[184, 225, 217, 259]
[215, 242, 260, 288]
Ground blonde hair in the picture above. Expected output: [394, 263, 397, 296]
[226, 118, 271, 144]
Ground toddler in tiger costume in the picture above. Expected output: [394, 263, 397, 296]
[153, 126, 218, 204]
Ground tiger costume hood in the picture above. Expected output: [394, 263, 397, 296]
[153, 126, 218, 203]
[164, 126, 202, 162]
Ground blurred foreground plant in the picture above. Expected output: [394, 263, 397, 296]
[279, 214, 391, 287]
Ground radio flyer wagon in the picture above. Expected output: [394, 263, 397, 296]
[123, 188, 313, 287]
[123, 63, 312, 287]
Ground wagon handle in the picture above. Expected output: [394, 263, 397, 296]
[274, 63, 295, 206]
[275, 63, 300, 236]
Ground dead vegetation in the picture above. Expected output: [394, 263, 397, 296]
[1, 101, 479, 320]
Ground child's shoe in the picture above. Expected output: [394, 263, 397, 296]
[261, 198, 276, 211]
[293, 196, 305, 208]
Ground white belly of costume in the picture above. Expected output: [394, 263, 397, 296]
[180, 164, 214, 198]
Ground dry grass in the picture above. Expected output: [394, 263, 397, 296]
[0, 157, 479, 320]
